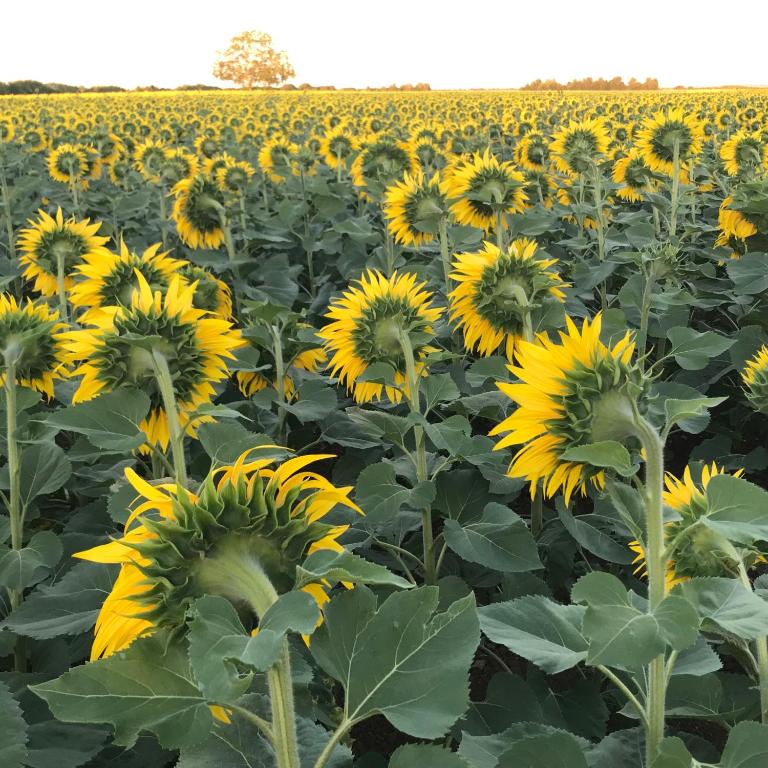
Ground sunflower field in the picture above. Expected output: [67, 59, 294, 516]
[2, 88, 768, 768]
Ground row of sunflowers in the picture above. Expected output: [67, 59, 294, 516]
[1, 88, 768, 768]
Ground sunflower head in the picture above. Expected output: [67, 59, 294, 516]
[350, 137, 418, 198]
[612, 150, 656, 203]
[444, 150, 528, 231]
[17, 208, 111, 298]
[70, 239, 187, 316]
[515, 134, 551, 172]
[215, 158, 255, 194]
[320, 128, 357, 169]
[161, 148, 199, 187]
[383, 171, 450, 246]
[171, 174, 226, 250]
[719, 130, 767, 177]
[74, 449, 361, 659]
[743, 345, 768, 414]
[636, 109, 705, 175]
[0, 295, 68, 398]
[491, 314, 646, 503]
[258, 137, 297, 183]
[58, 273, 243, 449]
[179, 264, 233, 319]
[449, 239, 567, 359]
[48, 144, 88, 184]
[319, 270, 441, 404]
[550, 119, 610, 175]
[716, 179, 768, 252]
[134, 139, 168, 184]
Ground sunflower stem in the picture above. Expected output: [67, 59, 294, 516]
[54, 248, 70, 324]
[313, 719, 353, 768]
[637, 261, 656, 371]
[158, 186, 168, 248]
[299, 170, 315, 297]
[596, 665, 649, 730]
[70, 175, 80, 216]
[438, 216, 451, 294]
[495, 208, 506, 252]
[397, 328, 436, 585]
[631, 412, 666, 765]
[738, 562, 768, 723]
[197, 548, 300, 768]
[519, 316, 542, 535]
[3, 356, 25, 671]
[150, 350, 188, 489]
[591, 162, 608, 313]
[335, 149, 343, 183]
[382, 204, 396, 277]
[669, 138, 681, 237]
[271, 324, 287, 444]
[0, 163, 15, 261]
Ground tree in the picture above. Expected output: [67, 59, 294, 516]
[213, 30, 295, 89]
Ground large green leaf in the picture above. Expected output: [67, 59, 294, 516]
[666, 327, 735, 371]
[311, 586, 479, 738]
[0, 679, 27, 768]
[704, 474, 768, 545]
[2, 561, 115, 638]
[478, 596, 587, 674]
[0, 530, 63, 591]
[0, 443, 72, 507]
[497, 731, 589, 768]
[45, 390, 151, 451]
[24, 721, 108, 768]
[559, 441, 635, 476]
[442, 503, 542, 573]
[389, 744, 470, 768]
[720, 721, 768, 768]
[294, 549, 413, 590]
[650, 737, 695, 768]
[31, 634, 213, 749]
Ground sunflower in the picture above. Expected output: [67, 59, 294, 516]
[319, 270, 441, 404]
[743, 345, 768, 414]
[160, 148, 199, 187]
[215, 158, 255, 194]
[69, 239, 187, 318]
[350, 137, 418, 198]
[75, 448, 361, 659]
[612, 150, 656, 203]
[550, 119, 610, 175]
[491, 313, 644, 503]
[134, 139, 168, 183]
[382, 171, 450, 246]
[237, 347, 326, 399]
[195, 134, 221, 159]
[0, 118, 14, 143]
[514, 134, 551, 172]
[449, 239, 567, 359]
[0, 294, 68, 398]
[715, 178, 768, 252]
[636, 109, 705, 176]
[58, 274, 243, 450]
[444, 150, 528, 231]
[719, 130, 767, 176]
[47, 143, 88, 185]
[319, 127, 357, 170]
[629, 463, 748, 591]
[179, 264, 233, 318]
[171, 174, 226, 250]
[17, 208, 111, 298]
[258, 137, 298, 183]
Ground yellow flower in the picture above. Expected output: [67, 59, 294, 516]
[636, 109, 705, 175]
[237, 347, 326, 399]
[449, 239, 567, 359]
[720, 130, 767, 176]
[319, 270, 441, 404]
[612, 150, 656, 203]
[75, 448, 362, 659]
[134, 139, 168, 183]
[550, 119, 610, 175]
[47, 143, 88, 184]
[171, 174, 226, 249]
[491, 314, 641, 503]
[382, 171, 449, 246]
[58, 274, 243, 450]
[743, 345, 768, 414]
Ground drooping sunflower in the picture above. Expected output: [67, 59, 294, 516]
[491, 313, 644, 503]
[179, 264, 233, 319]
[215, 158, 255, 195]
[69, 240, 187, 318]
[636, 109, 705, 175]
[719, 130, 767, 176]
[319, 270, 441, 404]
[382, 171, 450, 246]
[629, 463, 748, 591]
[449, 239, 567, 359]
[612, 150, 656, 203]
[75, 448, 362, 659]
[237, 347, 326, 399]
[350, 137, 418, 198]
[514, 133, 551, 172]
[0, 294, 68, 398]
[319, 127, 357, 170]
[47, 143, 88, 185]
[550, 118, 610, 175]
[160, 148, 199, 187]
[715, 178, 768, 252]
[743, 345, 768, 414]
[134, 139, 168, 184]
[58, 274, 243, 449]
[17, 208, 111, 298]
[0, 118, 15, 144]
[444, 150, 528, 231]
[258, 136, 298, 183]
[171, 174, 226, 250]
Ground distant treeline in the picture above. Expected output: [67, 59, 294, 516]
[522, 77, 659, 91]
[0, 80, 225, 95]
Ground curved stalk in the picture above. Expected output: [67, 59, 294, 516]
[150, 350, 188, 488]
[313, 719, 353, 768]
[596, 665, 649, 730]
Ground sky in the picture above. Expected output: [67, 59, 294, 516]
[1, 0, 766, 90]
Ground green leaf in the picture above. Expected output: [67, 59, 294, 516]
[0, 679, 27, 768]
[0, 443, 72, 507]
[667, 327, 735, 370]
[354, 463, 433, 523]
[460, 672, 542, 736]
[312, 586, 479, 738]
[422, 373, 460, 413]
[677, 578, 768, 640]
[459, 724, 578, 768]
[497, 731, 589, 768]
[197, 423, 279, 467]
[720, 721, 768, 768]
[664, 396, 726, 435]
[2, 561, 115, 638]
[295, 550, 413, 590]
[31, 634, 212, 749]
[390, 744, 470, 768]
[557, 502, 634, 564]
[651, 737, 694, 768]
[24, 721, 108, 768]
[443, 503, 542, 573]
[559, 441, 635, 476]
[704, 474, 768, 545]
[280, 380, 337, 422]
[0, 530, 63, 590]
[478, 596, 588, 674]
[45, 390, 151, 451]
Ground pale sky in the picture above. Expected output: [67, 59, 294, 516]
[1, 0, 766, 90]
